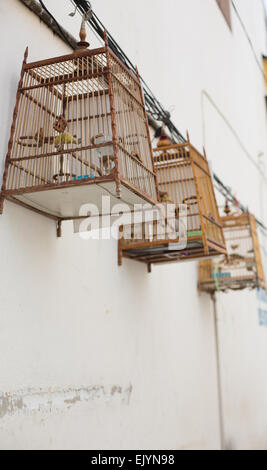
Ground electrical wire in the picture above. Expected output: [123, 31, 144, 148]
[201, 90, 267, 187]
[231, 0, 267, 81]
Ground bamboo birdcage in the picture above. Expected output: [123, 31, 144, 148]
[118, 136, 226, 271]
[0, 24, 158, 234]
[198, 212, 266, 293]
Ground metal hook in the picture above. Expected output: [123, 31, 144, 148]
[69, 2, 92, 19]
[69, 5, 78, 17]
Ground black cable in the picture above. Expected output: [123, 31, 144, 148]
[39, 0, 74, 49]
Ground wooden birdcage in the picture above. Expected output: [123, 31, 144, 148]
[118, 135, 226, 271]
[198, 212, 266, 293]
[0, 23, 158, 235]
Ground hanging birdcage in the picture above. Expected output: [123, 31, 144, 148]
[0, 21, 158, 234]
[118, 133, 226, 271]
[198, 212, 266, 293]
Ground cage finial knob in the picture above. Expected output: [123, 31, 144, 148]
[186, 130, 190, 142]
[24, 47, 29, 63]
[80, 18, 86, 42]
[224, 199, 231, 215]
[76, 17, 90, 50]
[104, 29, 108, 47]
[157, 126, 171, 148]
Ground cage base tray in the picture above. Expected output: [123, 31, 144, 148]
[3, 181, 154, 221]
[199, 277, 266, 293]
[122, 237, 222, 266]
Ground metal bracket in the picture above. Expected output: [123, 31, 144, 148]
[57, 220, 62, 238]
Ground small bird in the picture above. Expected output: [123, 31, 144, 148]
[160, 191, 172, 203]
[246, 262, 254, 272]
[231, 244, 239, 251]
[34, 128, 44, 145]
[54, 133, 77, 146]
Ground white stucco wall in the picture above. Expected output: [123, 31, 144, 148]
[0, 0, 267, 450]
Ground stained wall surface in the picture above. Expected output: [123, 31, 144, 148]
[0, 0, 266, 450]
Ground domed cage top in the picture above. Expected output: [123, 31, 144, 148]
[0, 33, 158, 228]
[118, 138, 226, 271]
[198, 212, 266, 293]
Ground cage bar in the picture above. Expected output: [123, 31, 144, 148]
[198, 212, 266, 293]
[0, 27, 158, 232]
[118, 136, 226, 270]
